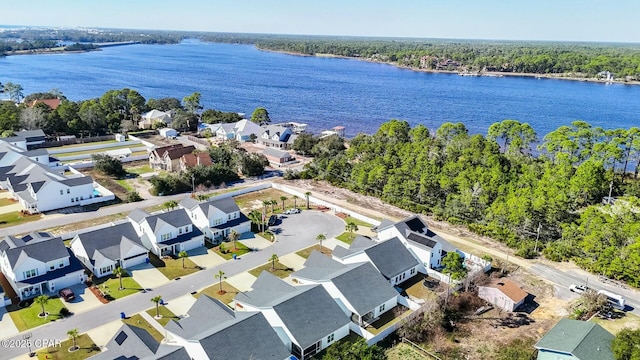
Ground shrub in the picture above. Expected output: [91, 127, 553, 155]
[126, 191, 142, 202]
[59, 307, 71, 317]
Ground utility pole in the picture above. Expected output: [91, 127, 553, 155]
[534, 222, 541, 254]
[191, 175, 195, 195]
[608, 180, 614, 204]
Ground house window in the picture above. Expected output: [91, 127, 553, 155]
[228, 214, 232, 220]
[410, 268, 416, 275]
[161, 233, 171, 241]
[379, 304, 386, 312]
[71, 198, 74, 203]
[99, 266, 111, 275]
[50, 265, 55, 271]
[185, 226, 189, 233]
[67, 189, 70, 194]
[327, 333, 334, 343]
[59, 261, 64, 268]
[178, 228, 183, 234]
[60, 190, 63, 195]
[24, 269, 37, 279]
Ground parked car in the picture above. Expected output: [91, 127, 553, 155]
[284, 208, 301, 215]
[569, 284, 587, 293]
[58, 288, 75, 302]
[268, 215, 278, 226]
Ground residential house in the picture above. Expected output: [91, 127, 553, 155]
[164, 295, 291, 360]
[273, 121, 308, 134]
[3, 129, 47, 150]
[292, 251, 399, 327]
[148, 144, 196, 172]
[234, 272, 351, 360]
[262, 147, 293, 165]
[0, 233, 85, 300]
[178, 196, 250, 243]
[70, 222, 149, 278]
[478, 278, 528, 312]
[90, 324, 189, 360]
[128, 208, 204, 256]
[259, 125, 297, 149]
[535, 319, 614, 360]
[28, 99, 61, 110]
[332, 236, 421, 286]
[139, 109, 172, 129]
[179, 152, 212, 171]
[208, 119, 263, 142]
[158, 128, 178, 138]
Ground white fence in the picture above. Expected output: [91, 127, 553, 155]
[67, 154, 149, 169]
[47, 140, 142, 154]
[56, 146, 148, 161]
[128, 134, 157, 149]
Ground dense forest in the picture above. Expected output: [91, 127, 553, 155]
[296, 120, 640, 287]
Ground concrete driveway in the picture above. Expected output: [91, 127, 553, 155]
[278, 253, 307, 271]
[238, 233, 272, 250]
[60, 283, 102, 315]
[87, 320, 124, 348]
[0, 307, 18, 340]
[164, 294, 197, 317]
[226, 272, 258, 292]
[187, 247, 226, 269]
[129, 263, 171, 290]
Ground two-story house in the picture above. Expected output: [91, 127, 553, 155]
[332, 236, 421, 286]
[90, 323, 189, 360]
[234, 271, 350, 360]
[164, 295, 291, 360]
[128, 208, 204, 256]
[208, 119, 262, 142]
[70, 222, 149, 278]
[178, 152, 212, 171]
[138, 109, 172, 129]
[535, 319, 614, 360]
[148, 144, 196, 172]
[0, 232, 85, 300]
[292, 251, 399, 328]
[259, 125, 297, 149]
[179, 196, 251, 243]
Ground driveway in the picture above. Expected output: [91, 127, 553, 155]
[86, 320, 124, 347]
[164, 294, 197, 317]
[187, 247, 226, 269]
[0, 307, 18, 340]
[278, 253, 307, 271]
[60, 283, 102, 315]
[238, 233, 272, 250]
[226, 273, 258, 292]
[128, 263, 171, 290]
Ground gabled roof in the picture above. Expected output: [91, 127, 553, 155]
[535, 319, 614, 360]
[262, 147, 290, 159]
[406, 232, 437, 249]
[90, 323, 183, 360]
[364, 237, 420, 280]
[15, 248, 84, 287]
[234, 271, 303, 308]
[128, 208, 149, 223]
[331, 235, 375, 259]
[3, 236, 69, 269]
[180, 196, 240, 217]
[180, 152, 212, 168]
[74, 222, 146, 264]
[14, 129, 46, 141]
[165, 295, 235, 339]
[482, 278, 528, 303]
[233, 119, 262, 137]
[161, 145, 195, 160]
[28, 99, 61, 110]
[143, 209, 193, 234]
[141, 109, 171, 121]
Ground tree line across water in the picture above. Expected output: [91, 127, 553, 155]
[295, 119, 640, 287]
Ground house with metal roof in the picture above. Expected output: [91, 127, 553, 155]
[163, 295, 291, 360]
[128, 208, 204, 256]
[260, 125, 298, 149]
[292, 251, 400, 327]
[179, 196, 251, 243]
[234, 271, 351, 360]
[90, 323, 189, 360]
[70, 222, 149, 278]
[332, 236, 421, 286]
[263, 147, 294, 164]
[0, 233, 86, 300]
[535, 319, 614, 360]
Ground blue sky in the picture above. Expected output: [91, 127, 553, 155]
[2, 0, 639, 42]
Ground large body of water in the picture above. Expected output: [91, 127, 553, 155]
[1, 40, 638, 137]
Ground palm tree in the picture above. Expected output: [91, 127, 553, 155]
[346, 221, 359, 240]
[113, 266, 126, 290]
[178, 250, 188, 268]
[151, 295, 162, 318]
[316, 234, 326, 254]
[248, 210, 262, 232]
[292, 195, 299, 208]
[305, 191, 312, 209]
[163, 200, 178, 212]
[270, 199, 277, 214]
[262, 200, 270, 232]
[34, 295, 48, 317]
[228, 230, 240, 251]
[215, 270, 226, 294]
[280, 196, 287, 210]
[269, 253, 279, 271]
[67, 328, 79, 351]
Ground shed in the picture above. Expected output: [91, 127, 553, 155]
[159, 128, 178, 139]
[262, 147, 293, 164]
[478, 278, 528, 312]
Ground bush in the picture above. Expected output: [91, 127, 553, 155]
[59, 307, 71, 317]
[92, 154, 126, 178]
[126, 191, 142, 202]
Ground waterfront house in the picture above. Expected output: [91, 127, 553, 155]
[377, 216, 445, 270]
[139, 109, 172, 129]
[27, 98, 61, 110]
[70, 222, 149, 278]
[164, 295, 291, 360]
[259, 125, 297, 149]
[535, 319, 614, 360]
[0, 232, 85, 300]
[90, 324, 189, 360]
[148, 144, 196, 172]
[234, 271, 351, 360]
[207, 119, 263, 142]
[178, 196, 250, 243]
[128, 208, 204, 256]
[178, 152, 212, 171]
[477, 278, 528, 312]
[262, 147, 293, 165]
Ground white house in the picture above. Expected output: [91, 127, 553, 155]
[0, 232, 85, 300]
[292, 251, 399, 328]
[478, 278, 528, 312]
[259, 125, 297, 149]
[139, 109, 172, 129]
[90, 323, 188, 360]
[128, 208, 204, 256]
[377, 216, 445, 270]
[234, 272, 351, 360]
[206, 119, 262, 142]
[2, 130, 46, 150]
[70, 222, 149, 278]
[178, 196, 251, 243]
[332, 236, 421, 286]
[164, 295, 291, 360]
[158, 128, 178, 139]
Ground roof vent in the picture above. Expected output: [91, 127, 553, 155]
[497, 282, 505, 286]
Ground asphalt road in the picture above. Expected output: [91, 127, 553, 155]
[0, 210, 345, 359]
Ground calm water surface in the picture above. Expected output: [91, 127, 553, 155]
[1, 40, 638, 136]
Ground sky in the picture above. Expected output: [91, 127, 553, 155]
[2, 0, 640, 43]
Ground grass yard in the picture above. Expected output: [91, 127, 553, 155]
[0, 211, 43, 229]
[146, 306, 180, 326]
[43, 212, 127, 235]
[0, 197, 16, 207]
[9, 297, 67, 332]
[115, 179, 135, 192]
[336, 231, 358, 244]
[195, 281, 241, 306]
[248, 261, 294, 279]
[92, 274, 143, 300]
[296, 245, 332, 259]
[125, 164, 154, 175]
[56, 144, 144, 158]
[234, 188, 290, 211]
[592, 312, 640, 334]
[36, 333, 100, 360]
[51, 139, 117, 149]
[342, 215, 373, 228]
[121, 314, 164, 342]
[365, 305, 412, 335]
[256, 230, 275, 242]
[148, 253, 201, 279]
[386, 343, 430, 360]
[144, 203, 166, 213]
[211, 241, 251, 260]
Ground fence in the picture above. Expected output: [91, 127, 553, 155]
[33, 134, 116, 149]
[128, 134, 157, 149]
[47, 140, 143, 155]
[186, 135, 210, 146]
[401, 338, 442, 360]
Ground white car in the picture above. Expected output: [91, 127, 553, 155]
[284, 208, 301, 215]
[569, 284, 587, 293]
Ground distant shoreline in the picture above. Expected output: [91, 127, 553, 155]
[1, 41, 140, 57]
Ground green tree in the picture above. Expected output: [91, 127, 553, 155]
[248, 210, 262, 232]
[280, 196, 287, 210]
[163, 200, 178, 212]
[34, 295, 49, 317]
[3, 82, 23, 103]
[292, 195, 299, 208]
[442, 252, 467, 280]
[151, 295, 162, 318]
[0, 101, 21, 133]
[612, 328, 640, 360]
[178, 250, 188, 268]
[322, 338, 386, 360]
[113, 266, 126, 290]
[269, 253, 278, 271]
[346, 221, 358, 240]
[78, 99, 107, 135]
[172, 109, 198, 132]
[305, 191, 311, 209]
[316, 233, 326, 253]
[215, 270, 226, 294]
[250, 107, 270, 125]
[228, 230, 240, 251]
[292, 133, 318, 156]
[487, 119, 537, 155]
[183, 92, 202, 114]
[92, 154, 126, 178]
[67, 328, 79, 352]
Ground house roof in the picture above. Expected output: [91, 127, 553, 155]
[535, 319, 614, 360]
[180, 152, 212, 168]
[209, 213, 250, 230]
[331, 235, 375, 259]
[3, 236, 69, 269]
[180, 196, 241, 217]
[406, 232, 437, 249]
[90, 323, 184, 360]
[128, 208, 149, 223]
[14, 129, 46, 141]
[141, 109, 171, 121]
[28, 99, 61, 110]
[262, 147, 290, 159]
[23, 148, 49, 157]
[162, 145, 195, 160]
[233, 119, 262, 137]
[73, 222, 147, 264]
[144, 209, 193, 234]
[363, 237, 420, 279]
[482, 278, 528, 303]
[164, 295, 236, 339]
[15, 248, 84, 287]
[234, 271, 303, 308]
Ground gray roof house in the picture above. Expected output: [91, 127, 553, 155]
[164, 295, 291, 360]
[128, 208, 205, 257]
[292, 251, 400, 327]
[90, 324, 189, 360]
[535, 319, 614, 360]
[234, 271, 351, 360]
[179, 196, 251, 243]
[260, 125, 298, 149]
[70, 222, 149, 278]
[0, 233, 86, 300]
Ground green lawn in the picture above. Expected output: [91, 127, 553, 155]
[115, 179, 134, 192]
[144, 204, 166, 213]
[592, 312, 640, 335]
[195, 281, 241, 306]
[121, 314, 164, 342]
[0, 211, 43, 229]
[125, 164, 154, 175]
[146, 306, 180, 326]
[92, 275, 143, 300]
[386, 343, 430, 360]
[56, 144, 143, 158]
[249, 261, 295, 279]
[342, 215, 373, 228]
[36, 333, 100, 360]
[336, 231, 358, 244]
[9, 297, 67, 332]
[52, 139, 117, 149]
[256, 231, 275, 242]
[211, 241, 251, 260]
[148, 253, 201, 279]
[0, 197, 16, 207]
[296, 245, 332, 259]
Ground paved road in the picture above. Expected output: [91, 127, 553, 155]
[0, 211, 344, 360]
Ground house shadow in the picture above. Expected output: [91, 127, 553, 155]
[516, 294, 539, 315]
